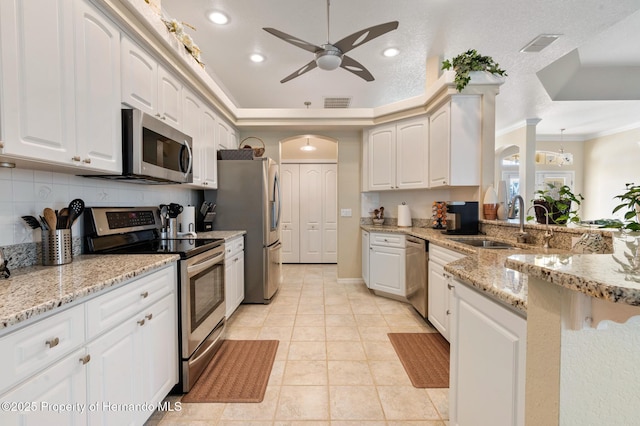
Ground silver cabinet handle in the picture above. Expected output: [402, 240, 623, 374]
[137, 319, 146, 326]
[79, 354, 91, 365]
[140, 291, 149, 299]
[46, 337, 60, 348]
[447, 283, 455, 290]
[145, 314, 153, 321]
[72, 155, 81, 161]
[446, 310, 451, 315]
[83, 158, 91, 164]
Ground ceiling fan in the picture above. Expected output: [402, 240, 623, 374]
[263, 0, 398, 83]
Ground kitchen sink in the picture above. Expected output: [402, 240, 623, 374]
[449, 238, 518, 249]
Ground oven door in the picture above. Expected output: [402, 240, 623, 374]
[181, 244, 225, 358]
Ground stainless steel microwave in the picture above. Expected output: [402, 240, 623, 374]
[84, 109, 193, 184]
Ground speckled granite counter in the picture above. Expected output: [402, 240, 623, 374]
[0, 254, 179, 332]
[362, 224, 568, 315]
[196, 230, 246, 240]
[505, 233, 640, 306]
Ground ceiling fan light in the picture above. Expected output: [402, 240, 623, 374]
[207, 11, 229, 25]
[383, 47, 400, 57]
[316, 50, 343, 70]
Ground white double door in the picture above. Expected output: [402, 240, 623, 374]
[281, 163, 337, 263]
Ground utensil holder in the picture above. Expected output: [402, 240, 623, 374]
[42, 229, 72, 266]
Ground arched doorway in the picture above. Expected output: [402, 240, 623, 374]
[279, 135, 338, 264]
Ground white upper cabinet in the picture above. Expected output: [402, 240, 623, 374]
[0, 0, 121, 173]
[364, 116, 429, 191]
[201, 106, 218, 188]
[121, 36, 158, 114]
[429, 96, 481, 187]
[182, 88, 203, 185]
[157, 66, 182, 130]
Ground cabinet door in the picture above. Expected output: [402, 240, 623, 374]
[224, 256, 236, 319]
[86, 318, 141, 426]
[216, 120, 231, 151]
[449, 96, 481, 186]
[139, 294, 177, 422]
[321, 164, 338, 263]
[0, 0, 76, 164]
[0, 349, 87, 426]
[367, 125, 396, 190]
[182, 88, 202, 185]
[450, 279, 526, 426]
[299, 164, 323, 263]
[362, 231, 370, 288]
[427, 260, 450, 340]
[201, 107, 218, 188]
[429, 102, 451, 187]
[280, 164, 300, 263]
[120, 36, 157, 114]
[396, 117, 429, 189]
[234, 253, 245, 311]
[369, 246, 405, 296]
[74, 0, 122, 173]
[157, 66, 182, 129]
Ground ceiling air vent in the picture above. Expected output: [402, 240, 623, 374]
[520, 34, 561, 53]
[324, 97, 351, 108]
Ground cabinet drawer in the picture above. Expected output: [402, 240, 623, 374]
[0, 305, 85, 394]
[370, 232, 405, 248]
[225, 236, 244, 258]
[86, 264, 176, 339]
[430, 244, 466, 265]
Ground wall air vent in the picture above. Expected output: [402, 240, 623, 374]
[324, 97, 352, 108]
[520, 34, 561, 53]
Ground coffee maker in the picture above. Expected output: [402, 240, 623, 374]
[446, 201, 479, 235]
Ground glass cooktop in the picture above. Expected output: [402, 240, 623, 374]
[102, 238, 223, 258]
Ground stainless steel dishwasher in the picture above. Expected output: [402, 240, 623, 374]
[405, 235, 428, 317]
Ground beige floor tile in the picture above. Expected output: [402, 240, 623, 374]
[274, 422, 330, 426]
[257, 326, 293, 341]
[291, 326, 326, 341]
[288, 341, 327, 360]
[325, 314, 356, 326]
[384, 313, 426, 327]
[264, 313, 296, 327]
[377, 386, 442, 420]
[358, 325, 393, 341]
[369, 360, 413, 386]
[160, 401, 225, 422]
[350, 302, 382, 315]
[329, 385, 385, 420]
[330, 422, 386, 426]
[276, 386, 329, 420]
[427, 388, 449, 420]
[274, 340, 290, 361]
[324, 304, 352, 315]
[386, 421, 446, 426]
[299, 303, 326, 315]
[294, 314, 325, 326]
[269, 359, 286, 386]
[282, 360, 328, 385]
[354, 314, 388, 327]
[220, 386, 279, 421]
[269, 302, 299, 315]
[324, 295, 349, 305]
[325, 326, 361, 341]
[328, 360, 374, 385]
[362, 340, 399, 360]
[326, 341, 367, 360]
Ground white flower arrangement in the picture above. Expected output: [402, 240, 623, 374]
[161, 17, 204, 67]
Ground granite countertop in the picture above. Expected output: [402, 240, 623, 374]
[0, 254, 179, 332]
[505, 234, 640, 306]
[196, 230, 246, 240]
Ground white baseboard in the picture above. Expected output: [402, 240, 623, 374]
[337, 278, 365, 285]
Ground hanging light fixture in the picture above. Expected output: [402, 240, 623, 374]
[300, 137, 317, 152]
[557, 128, 573, 166]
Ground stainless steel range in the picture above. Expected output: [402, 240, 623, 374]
[84, 206, 226, 392]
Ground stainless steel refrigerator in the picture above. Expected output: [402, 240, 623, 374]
[206, 157, 281, 303]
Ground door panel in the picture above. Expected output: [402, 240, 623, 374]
[280, 164, 300, 263]
[322, 164, 338, 263]
[300, 165, 322, 263]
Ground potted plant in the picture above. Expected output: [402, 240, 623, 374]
[372, 207, 385, 226]
[530, 183, 584, 225]
[441, 49, 507, 92]
[607, 183, 640, 232]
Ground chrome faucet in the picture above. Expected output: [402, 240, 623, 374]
[508, 195, 530, 243]
[527, 205, 554, 248]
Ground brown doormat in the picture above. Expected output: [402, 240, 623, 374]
[388, 333, 450, 388]
[181, 339, 279, 403]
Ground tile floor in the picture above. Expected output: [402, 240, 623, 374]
[147, 264, 449, 425]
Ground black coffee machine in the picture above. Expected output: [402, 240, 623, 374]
[446, 201, 479, 235]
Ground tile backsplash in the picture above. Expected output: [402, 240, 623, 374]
[0, 167, 199, 247]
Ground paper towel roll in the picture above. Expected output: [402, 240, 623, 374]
[397, 204, 412, 227]
[179, 206, 196, 234]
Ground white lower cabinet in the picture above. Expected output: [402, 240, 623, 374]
[428, 245, 465, 341]
[368, 233, 406, 297]
[361, 230, 370, 288]
[224, 236, 245, 319]
[449, 278, 526, 426]
[0, 264, 178, 426]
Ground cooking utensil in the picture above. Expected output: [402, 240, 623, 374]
[43, 208, 57, 231]
[159, 204, 168, 229]
[21, 215, 41, 229]
[168, 203, 183, 218]
[67, 198, 85, 228]
[39, 215, 49, 230]
[57, 207, 69, 229]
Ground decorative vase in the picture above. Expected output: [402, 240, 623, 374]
[483, 203, 498, 220]
[533, 200, 569, 225]
[496, 202, 507, 220]
[372, 218, 384, 226]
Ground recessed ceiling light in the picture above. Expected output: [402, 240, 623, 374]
[207, 11, 229, 25]
[250, 53, 265, 63]
[383, 48, 400, 57]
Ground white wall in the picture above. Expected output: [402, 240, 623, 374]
[582, 127, 640, 220]
[0, 167, 198, 247]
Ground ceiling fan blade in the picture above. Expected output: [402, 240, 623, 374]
[280, 60, 318, 83]
[333, 21, 399, 54]
[263, 27, 323, 54]
[340, 55, 374, 82]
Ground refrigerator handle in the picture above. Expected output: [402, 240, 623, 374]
[273, 171, 281, 230]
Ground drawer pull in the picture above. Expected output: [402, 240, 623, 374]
[446, 310, 451, 315]
[140, 291, 149, 299]
[145, 314, 153, 321]
[83, 158, 91, 164]
[46, 337, 60, 348]
[72, 155, 81, 161]
[137, 319, 146, 326]
[79, 354, 91, 365]
[447, 283, 455, 290]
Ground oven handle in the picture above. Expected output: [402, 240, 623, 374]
[187, 250, 224, 276]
